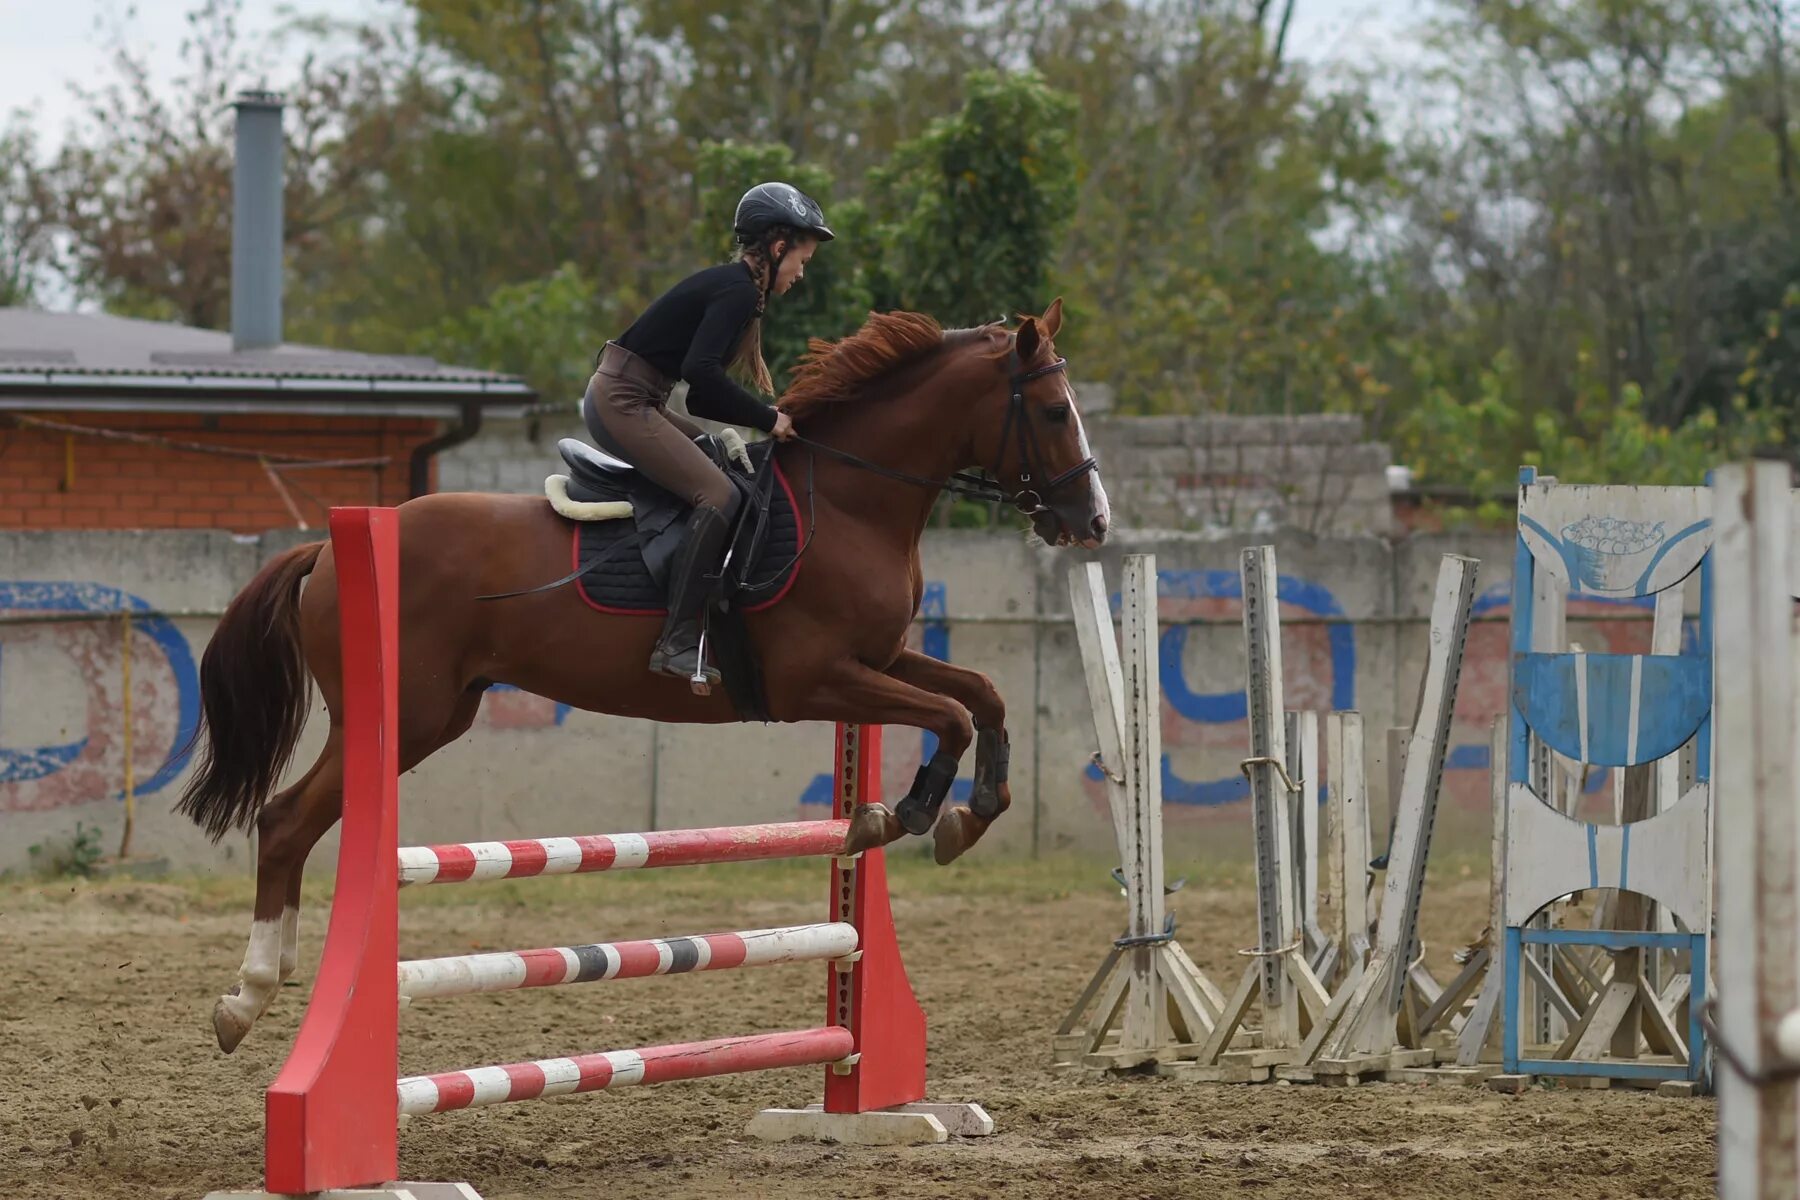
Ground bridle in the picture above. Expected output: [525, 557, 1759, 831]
[791, 340, 1099, 520]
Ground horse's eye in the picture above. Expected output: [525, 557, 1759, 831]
[1047, 405, 1071, 424]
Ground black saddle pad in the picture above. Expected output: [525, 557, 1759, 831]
[564, 445, 803, 615]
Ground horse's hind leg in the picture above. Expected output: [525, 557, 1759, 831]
[214, 730, 344, 1053]
[211, 681, 490, 1052]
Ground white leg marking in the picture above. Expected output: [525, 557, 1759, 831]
[277, 905, 300, 981]
[218, 917, 284, 1034]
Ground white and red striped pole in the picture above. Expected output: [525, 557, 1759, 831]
[397, 820, 851, 886]
[398, 923, 858, 1000]
[398, 1029, 856, 1116]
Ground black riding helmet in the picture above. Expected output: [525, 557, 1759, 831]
[734, 182, 834, 244]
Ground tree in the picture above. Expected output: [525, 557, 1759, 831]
[1385, 0, 1800, 455]
[868, 70, 1079, 327]
[0, 115, 53, 306]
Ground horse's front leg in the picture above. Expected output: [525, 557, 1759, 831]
[794, 658, 975, 857]
[884, 649, 1011, 864]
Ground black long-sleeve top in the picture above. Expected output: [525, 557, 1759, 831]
[614, 262, 778, 433]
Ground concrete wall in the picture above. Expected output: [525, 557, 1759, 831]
[1081, 414, 1395, 536]
[3, 515, 1676, 878]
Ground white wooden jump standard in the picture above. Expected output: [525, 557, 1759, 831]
[1054, 555, 1228, 1071]
[1168, 546, 1331, 1079]
[1293, 553, 1478, 1077]
[1714, 459, 1800, 1199]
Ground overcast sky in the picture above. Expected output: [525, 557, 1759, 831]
[2, 0, 1424, 148]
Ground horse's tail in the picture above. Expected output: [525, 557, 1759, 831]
[175, 541, 326, 842]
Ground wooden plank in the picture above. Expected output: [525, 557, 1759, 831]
[1328, 712, 1372, 973]
[1635, 975, 1686, 1061]
[1169, 941, 1228, 1015]
[1516, 483, 1713, 598]
[1118, 556, 1168, 1053]
[1566, 979, 1639, 1062]
[1068, 563, 1129, 856]
[1292, 712, 1324, 961]
[1156, 949, 1219, 1044]
[1054, 947, 1122, 1038]
[1197, 965, 1263, 1065]
[1649, 585, 1685, 987]
[1240, 546, 1301, 1047]
[1418, 948, 1489, 1036]
[1523, 951, 1583, 1028]
[1715, 461, 1800, 1200]
[1337, 555, 1479, 1053]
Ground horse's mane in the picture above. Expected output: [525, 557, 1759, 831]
[780, 310, 1003, 420]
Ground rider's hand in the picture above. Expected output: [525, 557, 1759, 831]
[770, 410, 797, 441]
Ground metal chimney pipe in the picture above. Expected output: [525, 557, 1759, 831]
[230, 90, 285, 351]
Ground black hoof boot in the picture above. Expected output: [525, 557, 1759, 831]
[969, 726, 1011, 820]
[894, 750, 959, 835]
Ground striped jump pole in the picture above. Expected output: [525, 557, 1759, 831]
[397, 923, 859, 1000]
[398, 820, 852, 885]
[216, 507, 989, 1200]
[397, 1028, 857, 1115]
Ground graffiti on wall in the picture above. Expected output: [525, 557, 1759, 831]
[770, 567, 1681, 828]
[0, 564, 1676, 826]
[0, 582, 198, 814]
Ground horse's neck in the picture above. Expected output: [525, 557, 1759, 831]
[783, 353, 979, 543]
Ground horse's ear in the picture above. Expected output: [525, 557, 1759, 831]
[1015, 316, 1041, 363]
[1041, 297, 1064, 339]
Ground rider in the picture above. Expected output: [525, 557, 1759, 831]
[583, 181, 832, 683]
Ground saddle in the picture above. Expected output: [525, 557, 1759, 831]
[544, 434, 804, 721]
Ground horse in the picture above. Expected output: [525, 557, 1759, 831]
[175, 298, 1110, 1054]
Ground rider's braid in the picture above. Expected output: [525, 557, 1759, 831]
[729, 222, 801, 396]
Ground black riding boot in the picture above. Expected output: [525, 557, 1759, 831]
[649, 503, 731, 685]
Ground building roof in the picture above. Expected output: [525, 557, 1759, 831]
[0, 309, 538, 417]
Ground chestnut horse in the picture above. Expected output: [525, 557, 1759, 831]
[177, 299, 1109, 1053]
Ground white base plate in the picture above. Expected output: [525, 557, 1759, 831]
[746, 1101, 995, 1145]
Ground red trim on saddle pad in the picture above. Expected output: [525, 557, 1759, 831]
[572, 455, 805, 617]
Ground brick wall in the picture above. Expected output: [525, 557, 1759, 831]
[0, 411, 439, 532]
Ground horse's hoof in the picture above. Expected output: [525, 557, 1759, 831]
[842, 803, 904, 855]
[932, 807, 990, 865]
[213, 992, 252, 1055]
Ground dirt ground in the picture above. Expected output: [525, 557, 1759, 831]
[0, 852, 1716, 1200]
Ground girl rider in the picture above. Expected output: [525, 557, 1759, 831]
[582, 181, 832, 685]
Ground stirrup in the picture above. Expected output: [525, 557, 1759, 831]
[649, 621, 720, 693]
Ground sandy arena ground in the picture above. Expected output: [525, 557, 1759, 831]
[0, 853, 1716, 1200]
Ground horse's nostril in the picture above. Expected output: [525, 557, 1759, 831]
[1092, 514, 1109, 537]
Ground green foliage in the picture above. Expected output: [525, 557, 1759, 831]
[0, 113, 53, 306]
[413, 263, 623, 406]
[28, 822, 105, 880]
[24, 0, 1800, 492]
[867, 70, 1079, 327]
[1395, 345, 1786, 518]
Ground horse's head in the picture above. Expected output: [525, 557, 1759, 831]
[977, 299, 1111, 549]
